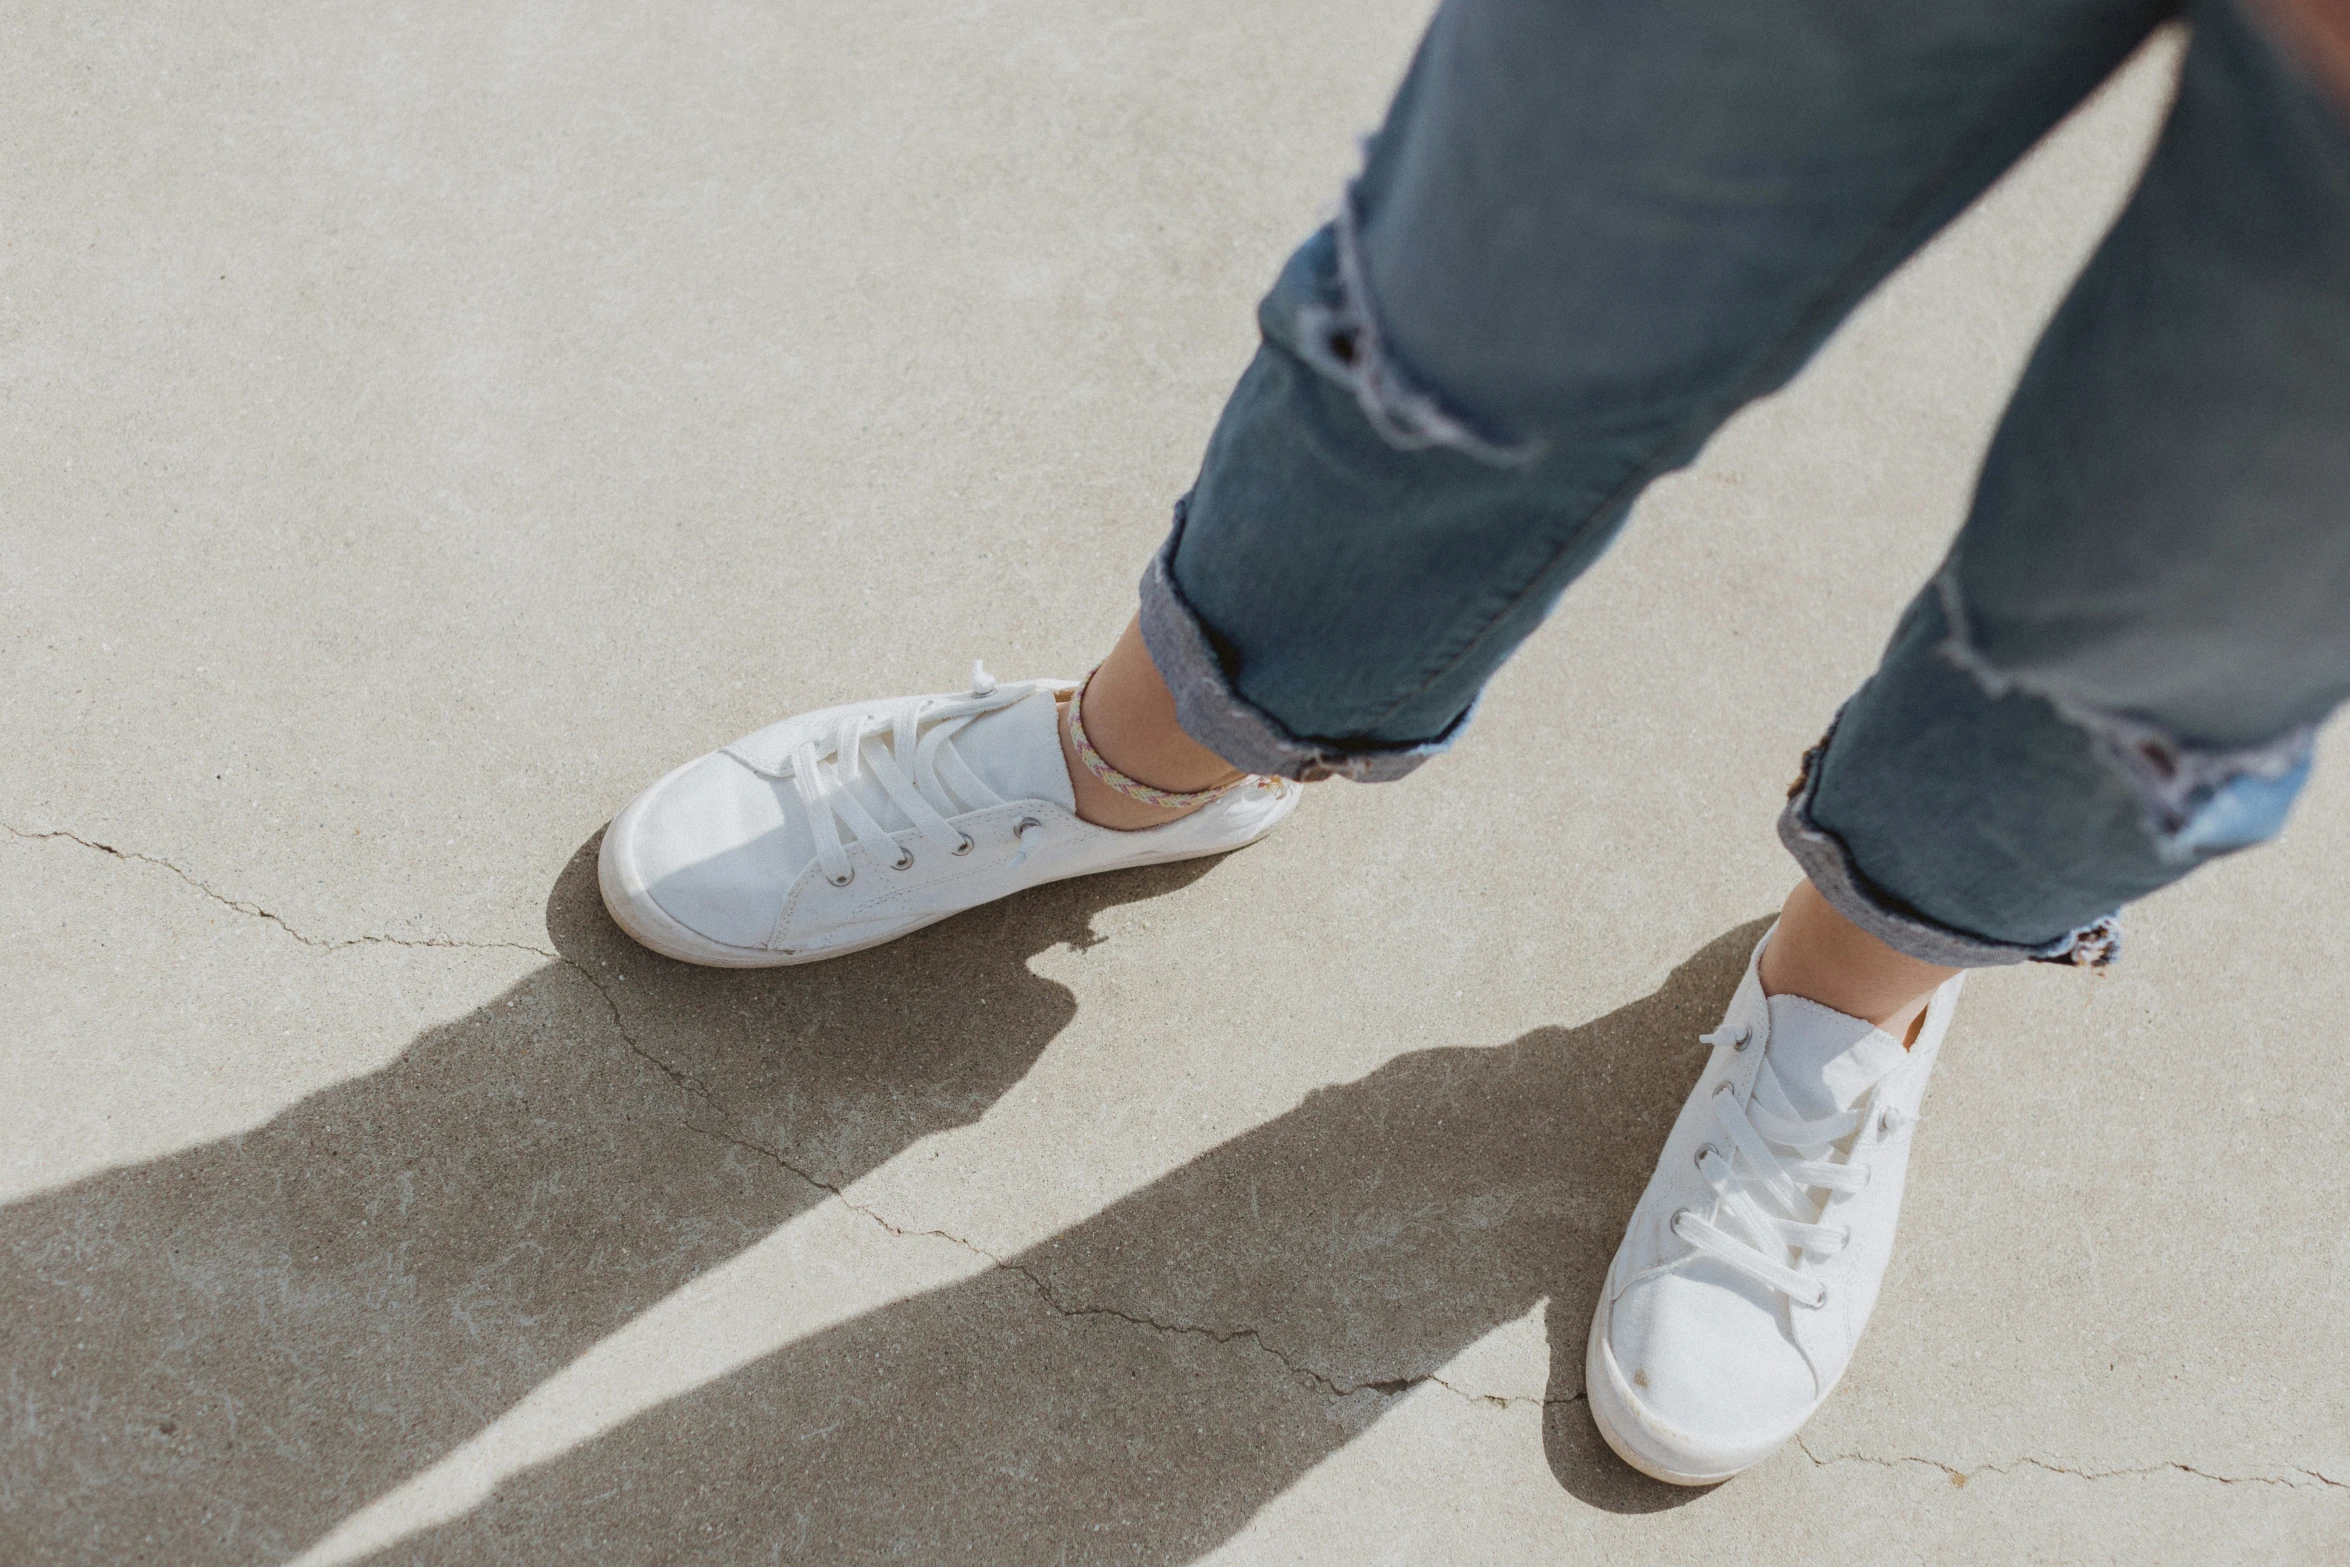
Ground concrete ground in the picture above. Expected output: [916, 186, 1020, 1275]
[4, 5, 2344, 1563]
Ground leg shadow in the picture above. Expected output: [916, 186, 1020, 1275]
[0, 836, 1213, 1564]
[372, 920, 1767, 1564]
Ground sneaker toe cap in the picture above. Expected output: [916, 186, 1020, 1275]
[1604, 1267, 1819, 1470]
[620, 752, 803, 949]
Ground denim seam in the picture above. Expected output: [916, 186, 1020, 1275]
[1352, 21, 2164, 741]
[1778, 707, 2126, 969]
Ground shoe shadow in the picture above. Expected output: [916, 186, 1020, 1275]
[368, 920, 1766, 1565]
[0, 835, 1215, 1566]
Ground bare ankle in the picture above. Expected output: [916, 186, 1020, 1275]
[1759, 880, 1957, 1044]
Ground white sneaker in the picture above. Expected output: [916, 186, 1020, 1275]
[598, 663, 1298, 966]
[1587, 926, 1962, 1484]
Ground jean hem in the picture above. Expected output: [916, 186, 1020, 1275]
[1136, 498, 1471, 782]
[1778, 712, 2123, 969]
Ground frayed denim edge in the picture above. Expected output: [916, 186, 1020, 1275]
[1137, 503, 1472, 782]
[1289, 179, 1545, 470]
[1932, 564, 2316, 861]
[1778, 709, 2123, 970]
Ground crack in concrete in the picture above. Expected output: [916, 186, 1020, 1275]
[671, 1114, 1545, 1411]
[555, 950, 726, 1106]
[564, 983, 1560, 1416]
[7, 819, 714, 1115]
[3, 823, 556, 959]
[1795, 1435, 2348, 1493]
[17, 817, 1539, 1416]
[396, 874, 1549, 1417]
[978, 1284, 1568, 1412]
[77, 818, 2338, 1464]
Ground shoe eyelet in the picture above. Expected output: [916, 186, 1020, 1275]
[1694, 1143, 1718, 1169]
[951, 835, 974, 856]
[1732, 1028, 1751, 1052]
[891, 850, 915, 871]
[827, 870, 854, 888]
[1798, 1285, 1829, 1310]
[1015, 816, 1042, 838]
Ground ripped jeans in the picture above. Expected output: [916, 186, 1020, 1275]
[1137, 0, 2350, 966]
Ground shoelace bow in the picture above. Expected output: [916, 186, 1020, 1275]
[1669, 1024, 1895, 1310]
[746, 662, 1021, 889]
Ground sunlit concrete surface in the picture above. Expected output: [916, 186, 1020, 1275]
[4, 6, 2344, 1563]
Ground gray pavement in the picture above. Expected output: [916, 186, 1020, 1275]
[3, 6, 2344, 1563]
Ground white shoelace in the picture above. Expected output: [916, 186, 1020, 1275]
[1668, 1025, 1883, 1310]
[736, 663, 1021, 889]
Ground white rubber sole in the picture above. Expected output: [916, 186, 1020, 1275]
[597, 775, 1295, 968]
[1584, 1288, 1780, 1487]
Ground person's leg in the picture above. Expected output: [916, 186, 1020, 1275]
[1783, 0, 2350, 976]
[1107, 0, 2173, 798]
[1074, 0, 2173, 1035]
[1596, 0, 2350, 1486]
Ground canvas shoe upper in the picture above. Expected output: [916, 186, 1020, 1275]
[598, 662, 1297, 966]
[1587, 925, 1962, 1483]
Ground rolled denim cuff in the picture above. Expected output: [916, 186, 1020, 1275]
[1136, 497, 1471, 782]
[1777, 710, 2123, 969]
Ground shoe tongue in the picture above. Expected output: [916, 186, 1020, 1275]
[938, 688, 1076, 811]
[1763, 995, 1907, 1119]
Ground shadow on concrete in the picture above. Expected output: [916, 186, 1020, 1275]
[0, 837, 1212, 1564]
[4, 829, 1752, 1562]
[360, 920, 1765, 1564]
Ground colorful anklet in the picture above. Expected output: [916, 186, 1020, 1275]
[1066, 666, 1254, 810]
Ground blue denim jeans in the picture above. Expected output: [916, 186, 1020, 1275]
[1139, 0, 2350, 967]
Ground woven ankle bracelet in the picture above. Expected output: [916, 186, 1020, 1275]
[1065, 666, 1254, 809]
